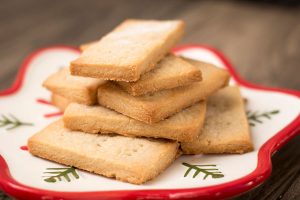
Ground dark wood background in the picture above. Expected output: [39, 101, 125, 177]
[0, 0, 299, 199]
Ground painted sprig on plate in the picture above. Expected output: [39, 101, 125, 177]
[247, 110, 280, 126]
[0, 114, 33, 130]
[43, 167, 80, 183]
[182, 162, 224, 180]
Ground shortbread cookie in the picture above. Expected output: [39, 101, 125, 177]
[28, 120, 179, 184]
[117, 54, 202, 96]
[43, 68, 106, 105]
[181, 86, 253, 154]
[63, 101, 206, 142]
[51, 94, 71, 111]
[71, 19, 184, 81]
[98, 59, 230, 124]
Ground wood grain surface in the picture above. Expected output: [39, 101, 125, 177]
[0, 0, 299, 199]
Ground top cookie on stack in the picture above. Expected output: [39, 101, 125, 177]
[70, 19, 185, 82]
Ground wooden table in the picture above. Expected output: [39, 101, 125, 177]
[0, 0, 299, 199]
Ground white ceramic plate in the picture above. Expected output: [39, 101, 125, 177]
[0, 45, 299, 200]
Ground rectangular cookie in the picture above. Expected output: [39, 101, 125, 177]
[98, 58, 230, 124]
[70, 19, 184, 81]
[117, 54, 202, 96]
[43, 68, 106, 105]
[51, 94, 72, 111]
[63, 101, 206, 142]
[28, 120, 179, 185]
[181, 86, 253, 154]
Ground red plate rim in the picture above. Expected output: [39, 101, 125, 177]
[0, 45, 299, 200]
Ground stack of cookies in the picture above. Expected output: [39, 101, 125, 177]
[28, 19, 253, 184]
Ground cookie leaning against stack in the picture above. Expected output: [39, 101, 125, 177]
[181, 86, 253, 154]
[28, 19, 253, 185]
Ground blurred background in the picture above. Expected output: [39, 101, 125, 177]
[0, 0, 299, 199]
[1, 0, 299, 91]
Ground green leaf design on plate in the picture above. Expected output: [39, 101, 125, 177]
[247, 110, 280, 126]
[0, 114, 33, 130]
[43, 167, 79, 183]
[182, 162, 224, 180]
